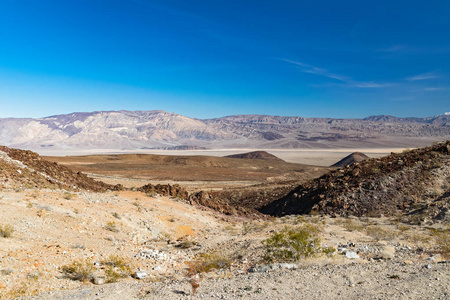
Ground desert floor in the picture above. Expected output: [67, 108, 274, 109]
[0, 188, 448, 299]
[39, 148, 406, 166]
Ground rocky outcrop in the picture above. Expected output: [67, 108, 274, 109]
[0, 146, 113, 191]
[261, 141, 450, 224]
[138, 183, 189, 199]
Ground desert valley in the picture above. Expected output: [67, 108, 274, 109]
[0, 111, 449, 299]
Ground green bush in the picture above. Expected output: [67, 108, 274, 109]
[262, 224, 322, 262]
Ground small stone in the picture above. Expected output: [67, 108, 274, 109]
[152, 265, 162, 271]
[93, 277, 105, 285]
[248, 265, 270, 273]
[134, 271, 148, 279]
[278, 263, 298, 270]
[425, 264, 432, 269]
[345, 251, 360, 259]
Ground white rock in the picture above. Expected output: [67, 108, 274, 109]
[134, 271, 148, 279]
[345, 251, 360, 259]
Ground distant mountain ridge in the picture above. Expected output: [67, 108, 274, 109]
[0, 110, 449, 153]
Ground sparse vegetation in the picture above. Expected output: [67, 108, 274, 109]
[29, 191, 39, 199]
[63, 192, 74, 200]
[405, 232, 432, 244]
[396, 224, 410, 232]
[337, 218, 365, 232]
[1, 268, 14, 275]
[61, 259, 96, 282]
[133, 201, 143, 212]
[262, 224, 322, 262]
[175, 237, 198, 249]
[436, 233, 450, 259]
[70, 244, 86, 249]
[322, 246, 337, 257]
[429, 228, 450, 258]
[112, 212, 121, 219]
[3, 276, 40, 299]
[185, 251, 232, 277]
[105, 221, 119, 232]
[101, 255, 133, 283]
[365, 225, 397, 242]
[0, 224, 14, 238]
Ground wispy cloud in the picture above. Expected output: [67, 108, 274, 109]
[379, 45, 406, 53]
[280, 59, 392, 88]
[280, 59, 350, 82]
[378, 45, 450, 54]
[407, 72, 437, 81]
[424, 87, 445, 91]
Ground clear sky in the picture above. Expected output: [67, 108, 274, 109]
[0, 0, 449, 119]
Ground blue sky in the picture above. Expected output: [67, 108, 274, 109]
[0, 0, 449, 119]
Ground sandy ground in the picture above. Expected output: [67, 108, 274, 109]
[0, 188, 448, 299]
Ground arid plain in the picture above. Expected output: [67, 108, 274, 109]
[1, 143, 449, 299]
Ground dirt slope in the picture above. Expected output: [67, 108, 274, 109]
[261, 140, 450, 224]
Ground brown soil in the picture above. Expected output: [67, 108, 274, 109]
[43, 153, 326, 183]
[43, 153, 331, 217]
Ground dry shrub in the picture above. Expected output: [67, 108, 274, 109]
[105, 221, 119, 232]
[342, 219, 365, 232]
[365, 225, 396, 242]
[436, 233, 450, 259]
[185, 251, 231, 277]
[3, 276, 40, 299]
[430, 228, 450, 259]
[0, 224, 14, 238]
[61, 259, 96, 282]
[63, 192, 74, 200]
[101, 255, 133, 283]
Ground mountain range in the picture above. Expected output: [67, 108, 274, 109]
[0, 110, 449, 153]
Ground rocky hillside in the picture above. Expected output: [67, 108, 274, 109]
[0, 146, 112, 191]
[261, 141, 450, 224]
[0, 110, 449, 152]
[331, 152, 369, 167]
